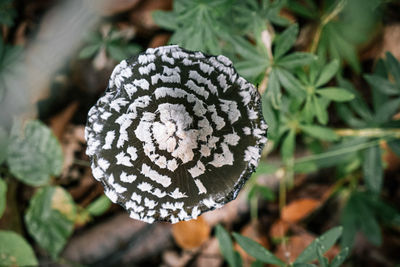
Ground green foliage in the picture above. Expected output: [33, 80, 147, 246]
[7, 120, 63, 186]
[79, 26, 141, 62]
[215, 224, 242, 267]
[233, 232, 285, 266]
[0, 0, 16, 26]
[0, 178, 6, 218]
[0, 127, 7, 164]
[294, 226, 343, 263]
[86, 194, 111, 216]
[0, 231, 38, 266]
[25, 186, 76, 259]
[153, 0, 400, 259]
[217, 225, 349, 266]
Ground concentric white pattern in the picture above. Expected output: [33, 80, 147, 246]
[85, 45, 268, 223]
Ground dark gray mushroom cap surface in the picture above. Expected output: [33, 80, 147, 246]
[85, 45, 268, 223]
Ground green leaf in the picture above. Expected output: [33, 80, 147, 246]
[0, 179, 6, 218]
[294, 226, 343, 263]
[274, 23, 299, 59]
[0, 127, 7, 164]
[152, 10, 178, 31]
[312, 95, 328, 125]
[277, 52, 316, 69]
[374, 98, 400, 123]
[364, 74, 399, 95]
[276, 68, 306, 98]
[0, 231, 38, 266]
[317, 87, 354, 101]
[266, 69, 281, 108]
[79, 44, 100, 59]
[281, 129, 295, 162]
[256, 162, 279, 174]
[86, 194, 111, 216]
[215, 224, 238, 267]
[388, 139, 400, 157]
[385, 52, 400, 86]
[25, 186, 76, 259]
[0, 0, 16, 26]
[330, 247, 349, 267]
[7, 120, 63, 186]
[300, 125, 339, 141]
[362, 145, 383, 194]
[233, 233, 285, 266]
[315, 59, 340, 87]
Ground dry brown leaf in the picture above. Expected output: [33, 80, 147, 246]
[235, 222, 269, 267]
[149, 33, 170, 48]
[275, 233, 315, 263]
[49, 101, 79, 140]
[130, 0, 172, 34]
[281, 198, 321, 223]
[381, 141, 400, 171]
[172, 216, 211, 250]
[195, 237, 223, 267]
[102, 0, 140, 16]
[269, 219, 290, 240]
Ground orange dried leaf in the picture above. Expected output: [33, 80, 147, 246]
[269, 219, 290, 239]
[172, 216, 210, 250]
[281, 198, 321, 223]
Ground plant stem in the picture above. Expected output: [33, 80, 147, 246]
[310, 0, 347, 53]
[335, 128, 400, 138]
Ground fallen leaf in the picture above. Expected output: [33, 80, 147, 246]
[102, 0, 141, 16]
[172, 216, 211, 250]
[281, 198, 321, 223]
[149, 33, 170, 48]
[49, 101, 79, 140]
[269, 219, 290, 240]
[275, 233, 315, 263]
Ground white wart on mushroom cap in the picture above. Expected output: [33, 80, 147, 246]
[85, 45, 268, 223]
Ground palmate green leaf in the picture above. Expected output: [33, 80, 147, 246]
[233, 233, 285, 266]
[0, 231, 38, 266]
[274, 23, 299, 59]
[0, 179, 6, 218]
[152, 10, 178, 31]
[276, 52, 316, 69]
[79, 44, 100, 59]
[364, 74, 399, 95]
[315, 59, 339, 87]
[312, 96, 328, 125]
[215, 224, 240, 267]
[276, 68, 306, 98]
[317, 87, 354, 101]
[281, 129, 295, 162]
[266, 69, 281, 108]
[294, 226, 343, 264]
[25, 186, 76, 259]
[388, 139, 400, 157]
[341, 193, 382, 248]
[373, 98, 400, 123]
[0, 0, 16, 26]
[362, 144, 383, 194]
[7, 120, 63, 186]
[385, 51, 400, 86]
[300, 125, 339, 141]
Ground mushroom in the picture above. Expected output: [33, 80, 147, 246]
[85, 45, 268, 223]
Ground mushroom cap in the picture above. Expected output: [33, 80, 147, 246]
[85, 45, 267, 223]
